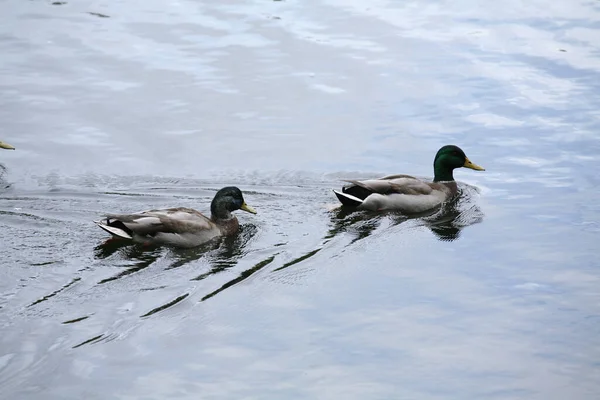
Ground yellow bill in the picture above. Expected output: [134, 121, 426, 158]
[0, 141, 15, 150]
[463, 157, 485, 171]
[240, 202, 257, 214]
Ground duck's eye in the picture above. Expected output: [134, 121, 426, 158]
[452, 151, 459, 156]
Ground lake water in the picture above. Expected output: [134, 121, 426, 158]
[1, 0, 599, 399]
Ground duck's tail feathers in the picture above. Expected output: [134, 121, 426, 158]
[333, 190, 363, 207]
[94, 219, 133, 240]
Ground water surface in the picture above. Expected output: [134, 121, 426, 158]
[1, 0, 599, 399]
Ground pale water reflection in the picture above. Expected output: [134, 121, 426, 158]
[1, 0, 599, 399]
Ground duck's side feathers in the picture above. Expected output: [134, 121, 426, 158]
[333, 190, 364, 207]
[94, 220, 133, 240]
[148, 230, 221, 248]
[361, 191, 447, 213]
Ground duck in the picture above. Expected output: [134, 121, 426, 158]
[0, 141, 15, 150]
[333, 145, 485, 213]
[95, 186, 257, 248]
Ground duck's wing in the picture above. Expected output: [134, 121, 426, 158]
[356, 179, 450, 212]
[95, 207, 217, 240]
[344, 177, 434, 196]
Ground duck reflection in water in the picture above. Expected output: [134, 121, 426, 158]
[94, 224, 258, 284]
[0, 164, 8, 190]
[327, 183, 484, 243]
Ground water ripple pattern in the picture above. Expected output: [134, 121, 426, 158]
[0, 0, 599, 399]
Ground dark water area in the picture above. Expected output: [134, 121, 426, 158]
[1, 0, 599, 399]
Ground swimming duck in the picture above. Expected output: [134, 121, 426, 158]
[0, 141, 15, 150]
[95, 186, 257, 248]
[333, 145, 485, 213]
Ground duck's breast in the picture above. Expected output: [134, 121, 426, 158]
[216, 217, 240, 236]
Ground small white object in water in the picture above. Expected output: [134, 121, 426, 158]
[514, 282, 544, 290]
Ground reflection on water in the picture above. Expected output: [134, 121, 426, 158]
[421, 185, 485, 242]
[92, 221, 261, 312]
[326, 206, 385, 245]
[0, 166, 7, 189]
[2, 177, 484, 331]
[94, 223, 258, 272]
[200, 254, 275, 301]
[94, 246, 165, 285]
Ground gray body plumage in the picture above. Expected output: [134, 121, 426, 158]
[335, 174, 457, 213]
[95, 186, 256, 248]
[334, 145, 484, 213]
[95, 207, 234, 248]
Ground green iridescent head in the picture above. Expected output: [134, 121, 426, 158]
[433, 145, 485, 182]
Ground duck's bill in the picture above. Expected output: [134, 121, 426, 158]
[241, 203, 257, 214]
[463, 157, 485, 171]
[0, 141, 15, 150]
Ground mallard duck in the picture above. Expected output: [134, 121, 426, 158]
[0, 141, 15, 150]
[333, 145, 485, 213]
[95, 186, 257, 248]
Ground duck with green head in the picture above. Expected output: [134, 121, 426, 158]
[95, 186, 257, 248]
[333, 145, 485, 213]
[0, 141, 15, 150]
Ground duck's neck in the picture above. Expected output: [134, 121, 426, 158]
[433, 162, 455, 182]
[211, 200, 232, 221]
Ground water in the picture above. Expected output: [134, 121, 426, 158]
[1, 0, 599, 399]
